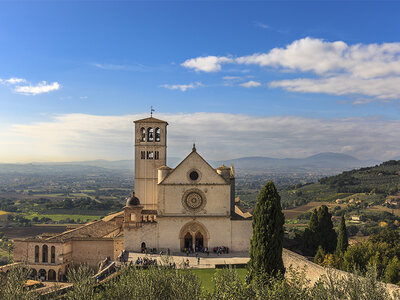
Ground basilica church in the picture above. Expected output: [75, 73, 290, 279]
[123, 116, 252, 253]
[13, 115, 252, 281]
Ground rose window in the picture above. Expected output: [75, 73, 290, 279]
[185, 192, 203, 209]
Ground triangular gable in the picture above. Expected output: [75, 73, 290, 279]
[160, 151, 227, 185]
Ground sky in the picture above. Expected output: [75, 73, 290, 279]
[1, 1, 400, 163]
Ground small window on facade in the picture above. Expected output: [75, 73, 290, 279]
[35, 245, 39, 263]
[189, 170, 199, 181]
[51, 246, 55, 263]
[147, 128, 154, 142]
[147, 151, 154, 159]
[155, 151, 159, 160]
[155, 128, 161, 142]
[141, 128, 146, 142]
[42, 245, 48, 263]
[141, 151, 145, 159]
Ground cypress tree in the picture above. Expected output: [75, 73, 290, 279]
[336, 214, 349, 255]
[303, 205, 337, 255]
[317, 205, 337, 253]
[303, 208, 319, 254]
[248, 181, 285, 281]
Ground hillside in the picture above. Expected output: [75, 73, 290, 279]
[217, 152, 376, 173]
[281, 159, 400, 208]
[277, 160, 400, 239]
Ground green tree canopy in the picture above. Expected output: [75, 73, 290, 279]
[303, 205, 337, 255]
[248, 181, 285, 281]
[336, 214, 349, 255]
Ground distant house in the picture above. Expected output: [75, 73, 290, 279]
[350, 215, 361, 223]
[385, 197, 400, 207]
[335, 199, 343, 204]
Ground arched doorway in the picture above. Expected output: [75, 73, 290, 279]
[179, 221, 209, 251]
[31, 269, 37, 279]
[184, 232, 193, 249]
[48, 269, 56, 281]
[141, 242, 146, 253]
[39, 269, 46, 281]
[195, 232, 204, 250]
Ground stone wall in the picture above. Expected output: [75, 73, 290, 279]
[230, 220, 252, 252]
[71, 239, 116, 269]
[282, 249, 400, 296]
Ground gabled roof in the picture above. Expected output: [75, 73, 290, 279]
[159, 147, 228, 185]
[134, 116, 168, 124]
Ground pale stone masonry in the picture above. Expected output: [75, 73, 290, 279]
[13, 214, 124, 281]
[123, 116, 252, 253]
[13, 115, 252, 281]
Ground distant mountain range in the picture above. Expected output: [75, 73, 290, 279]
[0, 152, 386, 175]
[215, 152, 380, 173]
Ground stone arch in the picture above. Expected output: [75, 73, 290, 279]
[140, 127, 146, 142]
[48, 269, 56, 281]
[155, 127, 161, 142]
[147, 127, 154, 142]
[39, 269, 46, 281]
[179, 221, 209, 251]
[31, 269, 37, 279]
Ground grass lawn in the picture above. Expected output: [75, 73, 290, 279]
[192, 268, 247, 292]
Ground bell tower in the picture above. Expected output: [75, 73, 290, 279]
[134, 116, 168, 210]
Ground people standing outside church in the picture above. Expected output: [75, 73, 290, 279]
[197, 256, 200, 265]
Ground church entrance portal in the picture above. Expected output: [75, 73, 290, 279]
[179, 221, 209, 251]
[195, 232, 204, 250]
[184, 232, 192, 249]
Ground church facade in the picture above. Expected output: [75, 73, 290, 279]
[123, 116, 252, 253]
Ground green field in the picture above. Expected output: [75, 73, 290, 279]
[192, 268, 247, 292]
[23, 213, 102, 222]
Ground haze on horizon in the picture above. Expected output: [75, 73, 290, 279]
[1, 2, 400, 163]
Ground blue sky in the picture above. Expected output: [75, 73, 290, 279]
[1, 1, 400, 162]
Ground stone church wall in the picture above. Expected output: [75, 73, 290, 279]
[71, 239, 116, 269]
[124, 223, 158, 252]
[157, 216, 232, 252]
[158, 184, 231, 216]
[230, 220, 252, 252]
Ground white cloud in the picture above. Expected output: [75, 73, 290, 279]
[2, 112, 400, 162]
[14, 81, 60, 95]
[183, 38, 400, 100]
[254, 21, 270, 29]
[181, 56, 233, 72]
[92, 63, 130, 71]
[4, 78, 27, 84]
[160, 82, 202, 92]
[0, 77, 60, 95]
[223, 76, 241, 80]
[240, 80, 261, 88]
[269, 76, 400, 99]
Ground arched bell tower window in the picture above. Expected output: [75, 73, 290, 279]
[141, 128, 146, 142]
[155, 128, 161, 142]
[147, 128, 154, 142]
